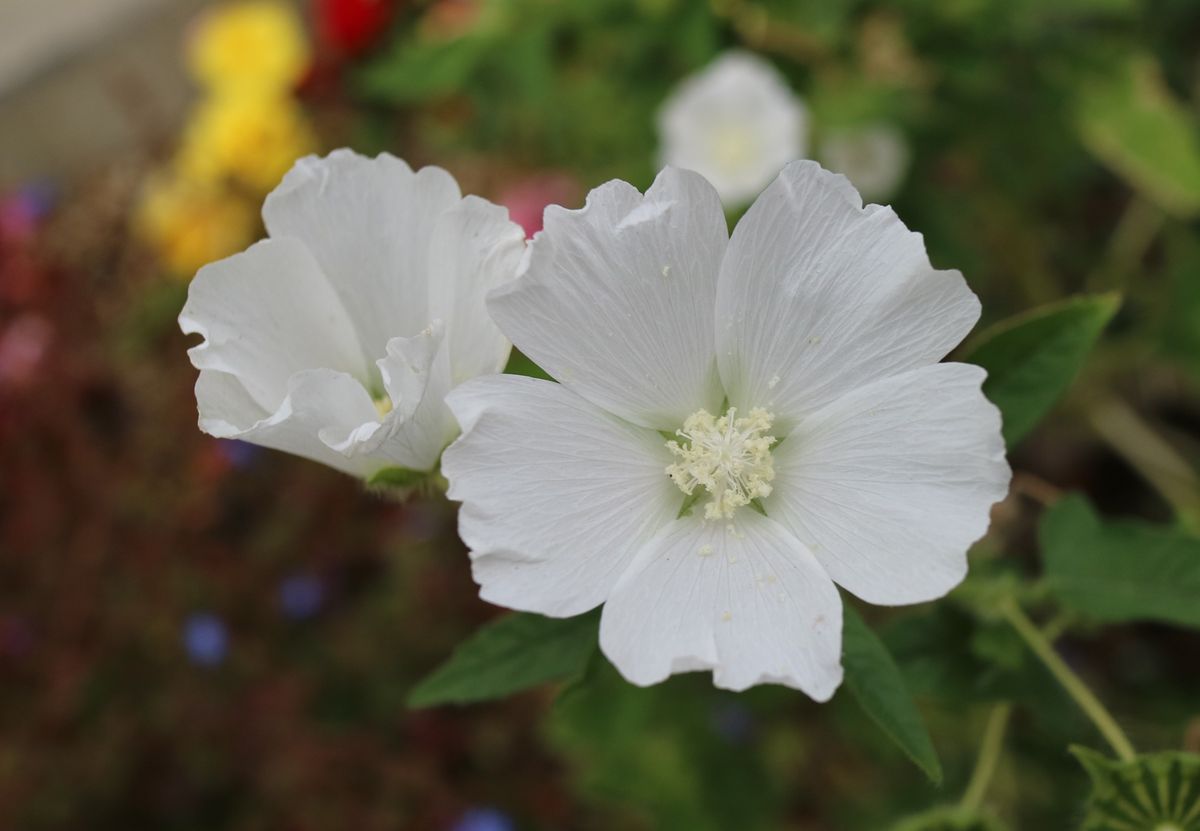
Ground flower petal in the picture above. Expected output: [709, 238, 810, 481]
[599, 511, 843, 698]
[716, 160, 981, 428]
[488, 167, 727, 430]
[335, 322, 456, 472]
[196, 367, 379, 477]
[427, 196, 526, 384]
[262, 150, 462, 363]
[180, 238, 367, 413]
[442, 375, 680, 617]
[768, 362, 1011, 606]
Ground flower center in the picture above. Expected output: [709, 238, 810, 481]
[373, 394, 393, 419]
[666, 407, 777, 520]
[709, 126, 757, 174]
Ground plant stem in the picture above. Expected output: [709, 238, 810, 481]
[960, 702, 1012, 812]
[1088, 195, 1163, 292]
[1002, 601, 1136, 762]
[1088, 396, 1200, 533]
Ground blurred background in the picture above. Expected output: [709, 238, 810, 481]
[1, 0, 1200, 828]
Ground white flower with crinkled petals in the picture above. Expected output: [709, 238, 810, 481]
[179, 150, 525, 478]
[657, 51, 807, 207]
[819, 123, 911, 203]
[442, 161, 1011, 698]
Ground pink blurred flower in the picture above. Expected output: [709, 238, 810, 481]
[499, 174, 579, 238]
[0, 314, 53, 389]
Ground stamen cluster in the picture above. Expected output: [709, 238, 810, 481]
[666, 407, 777, 520]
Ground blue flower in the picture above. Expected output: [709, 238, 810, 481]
[450, 807, 514, 831]
[184, 612, 228, 667]
[278, 573, 325, 620]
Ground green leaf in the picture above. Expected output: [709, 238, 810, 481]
[963, 293, 1120, 447]
[1040, 494, 1200, 628]
[1072, 745, 1200, 830]
[842, 604, 943, 784]
[407, 610, 599, 708]
[1077, 55, 1200, 218]
[550, 658, 778, 831]
[356, 34, 488, 104]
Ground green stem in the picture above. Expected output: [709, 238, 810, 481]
[1088, 195, 1163, 292]
[1088, 396, 1200, 533]
[960, 702, 1012, 812]
[1002, 601, 1136, 762]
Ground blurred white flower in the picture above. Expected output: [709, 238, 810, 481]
[819, 123, 910, 203]
[443, 162, 1010, 698]
[657, 51, 807, 207]
[180, 150, 525, 478]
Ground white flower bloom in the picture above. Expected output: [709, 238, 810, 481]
[179, 150, 525, 478]
[657, 51, 807, 207]
[819, 123, 910, 204]
[443, 162, 1010, 698]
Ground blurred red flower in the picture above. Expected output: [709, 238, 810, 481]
[314, 0, 396, 55]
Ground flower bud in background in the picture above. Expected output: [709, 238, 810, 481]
[819, 123, 911, 204]
[657, 51, 807, 207]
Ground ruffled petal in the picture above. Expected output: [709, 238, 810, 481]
[180, 237, 366, 413]
[716, 160, 981, 429]
[442, 375, 680, 617]
[599, 511, 844, 698]
[196, 367, 379, 477]
[262, 150, 462, 363]
[428, 196, 526, 384]
[768, 362, 1011, 605]
[488, 167, 727, 430]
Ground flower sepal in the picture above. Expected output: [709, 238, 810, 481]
[1072, 745, 1200, 830]
[365, 465, 446, 499]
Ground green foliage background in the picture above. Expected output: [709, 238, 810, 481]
[351, 0, 1200, 827]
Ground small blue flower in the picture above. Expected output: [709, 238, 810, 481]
[278, 573, 325, 620]
[217, 439, 261, 468]
[450, 807, 514, 831]
[184, 612, 228, 667]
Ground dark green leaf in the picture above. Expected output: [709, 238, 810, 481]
[963, 294, 1120, 446]
[407, 610, 599, 708]
[503, 349, 554, 381]
[1072, 745, 1200, 830]
[1040, 494, 1200, 628]
[843, 603, 943, 783]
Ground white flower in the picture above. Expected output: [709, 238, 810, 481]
[442, 162, 1010, 698]
[657, 51, 807, 207]
[179, 150, 525, 478]
[819, 123, 910, 204]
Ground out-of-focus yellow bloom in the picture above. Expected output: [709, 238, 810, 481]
[135, 174, 257, 277]
[187, 0, 310, 93]
[178, 92, 318, 195]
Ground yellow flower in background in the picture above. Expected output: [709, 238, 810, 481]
[178, 92, 318, 195]
[135, 174, 256, 277]
[187, 0, 310, 93]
